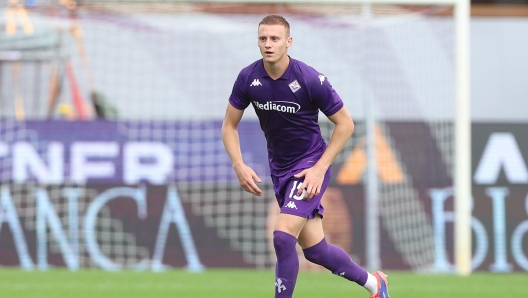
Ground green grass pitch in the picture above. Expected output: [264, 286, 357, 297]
[0, 268, 526, 297]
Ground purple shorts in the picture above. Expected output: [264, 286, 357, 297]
[271, 166, 332, 219]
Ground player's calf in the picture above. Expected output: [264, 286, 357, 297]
[273, 231, 299, 298]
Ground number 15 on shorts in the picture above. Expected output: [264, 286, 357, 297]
[288, 180, 306, 201]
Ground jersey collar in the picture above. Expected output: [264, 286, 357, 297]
[259, 56, 294, 80]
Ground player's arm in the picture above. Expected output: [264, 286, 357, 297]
[295, 106, 354, 199]
[316, 106, 354, 170]
[222, 103, 263, 196]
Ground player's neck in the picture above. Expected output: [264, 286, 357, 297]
[263, 55, 290, 80]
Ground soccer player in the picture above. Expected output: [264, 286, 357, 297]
[221, 14, 390, 298]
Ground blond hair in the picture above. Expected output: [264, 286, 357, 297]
[259, 15, 290, 36]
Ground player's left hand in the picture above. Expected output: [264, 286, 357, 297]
[293, 166, 326, 200]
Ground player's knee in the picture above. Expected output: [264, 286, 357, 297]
[302, 241, 328, 265]
[273, 231, 297, 259]
[303, 251, 324, 265]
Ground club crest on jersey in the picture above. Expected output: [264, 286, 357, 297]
[288, 80, 301, 93]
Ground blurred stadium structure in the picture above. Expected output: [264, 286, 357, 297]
[0, 0, 476, 273]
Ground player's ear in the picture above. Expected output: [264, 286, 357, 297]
[287, 37, 293, 48]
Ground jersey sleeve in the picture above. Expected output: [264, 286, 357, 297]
[228, 70, 250, 110]
[310, 74, 344, 117]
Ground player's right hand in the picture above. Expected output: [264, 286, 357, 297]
[234, 164, 263, 196]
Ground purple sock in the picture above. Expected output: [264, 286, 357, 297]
[302, 238, 368, 286]
[273, 231, 299, 298]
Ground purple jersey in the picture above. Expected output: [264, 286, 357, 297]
[229, 58, 343, 176]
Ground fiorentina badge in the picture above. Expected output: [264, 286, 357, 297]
[288, 80, 301, 93]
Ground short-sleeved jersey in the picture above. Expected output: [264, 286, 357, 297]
[229, 57, 344, 177]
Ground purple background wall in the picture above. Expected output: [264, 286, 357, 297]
[0, 120, 527, 271]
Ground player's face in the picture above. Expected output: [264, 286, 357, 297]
[258, 24, 292, 64]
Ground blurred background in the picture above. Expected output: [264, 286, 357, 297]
[0, 0, 527, 284]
